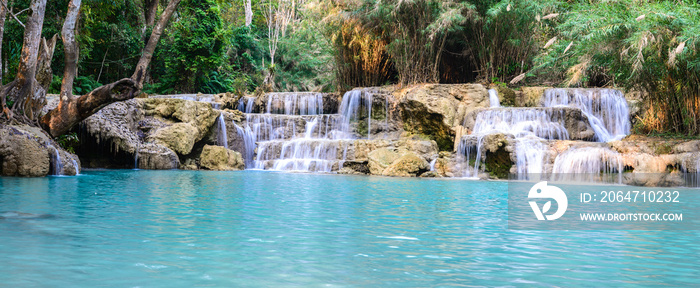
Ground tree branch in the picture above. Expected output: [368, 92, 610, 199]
[0, 0, 25, 28]
[131, 0, 181, 88]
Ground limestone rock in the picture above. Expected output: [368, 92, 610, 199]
[136, 143, 179, 170]
[382, 152, 430, 177]
[368, 148, 400, 175]
[0, 125, 51, 177]
[492, 85, 516, 106]
[142, 98, 218, 144]
[149, 123, 199, 155]
[400, 84, 489, 151]
[200, 145, 244, 171]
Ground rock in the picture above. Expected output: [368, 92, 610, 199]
[368, 148, 400, 175]
[200, 145, 244, 171]
[0, 125, 51, 177]
[136, 143, 179, 170]
[382, 152, 430, 177]
[338, 160, 370, 175]
[400, 84, 489, 151]
[518, 87, 551, 107]
[149, 123, 199, 155]
[0, 124, 79, 177]
[492, 85, 516, 106]
[142, 98, 218, 145]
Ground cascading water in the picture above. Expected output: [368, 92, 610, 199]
[233, 93, 342, 172]
[216, 113, 229, 149]
[49, 146, 63, 176]
[456, 108, 570, 178]
[134, 147, 140, 169]
[232, 90, 386, 172]
[266, 92, 324, 115]
[71, 158, 80, 175]
[456, 87, 631, 179]
[543, 88, 630, 142]
[336, 90, 374, 140]
[489, 89, 500, 108]
[551, 146, 623, 183]
[238, 96, 256, 113]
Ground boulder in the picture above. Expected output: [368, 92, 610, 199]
[0, 124, 79, 177]
[0, 125, 51, 177]
[368, 148, 400, 175]
[136, 143, 180, 170]
[142, 98, 218, 146]
[200, 145, 244, 171]
[382, 152, 430, 177]
[492, 85, 516, 106]
[149, 123, 199, 155]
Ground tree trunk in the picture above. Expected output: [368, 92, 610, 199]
[1, 0, 46, 121]
[132, 0, 181, 88]
[59, 0, 80, 102]
[1, 1, 7, 117]
[245, 0, 252, 26]
[41, 78, 137, 136]
[0, 0, 6, 85]
[145, 0, 158, 26]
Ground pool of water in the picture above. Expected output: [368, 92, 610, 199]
[0, 170, 698, 287]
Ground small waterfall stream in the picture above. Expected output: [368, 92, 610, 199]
[216, 113, 229, 149]
[49, 146, 63, 176]
[489, 89, 500, 108]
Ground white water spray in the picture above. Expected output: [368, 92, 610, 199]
[488, 89, 500, 108]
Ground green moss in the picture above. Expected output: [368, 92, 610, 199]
[484, 141, 512, 179]
[653, 142, 674, 155]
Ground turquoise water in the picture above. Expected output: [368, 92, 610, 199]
[0, 170, 698, 287]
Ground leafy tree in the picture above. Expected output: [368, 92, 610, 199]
[151, 0, 227, 93]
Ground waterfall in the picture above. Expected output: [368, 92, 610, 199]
[266, 93, 324, 115]
[429, 159, 437, 172]
[471, 108, 569, 140]
[71, 158, 80, 175]
[234, 122, 257, 168]
[456, 108, 569, 178]
[49, 146, 63, 176]
[238, 96, 256, 113]
[489, 89, 500, 108]
[515, 138, 546, 179]
[543, 88, 630, 142]
[552, 146, 623, 182]
[134, 147, 139, 169]
[217, 113, 229, 149]
[231, 90, 385, 173]
[336, 90, 373, 140]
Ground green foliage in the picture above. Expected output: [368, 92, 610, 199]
[56, 133, 79, 154]
[151, 0, 227, 93]
[73, 76, 103, 95]
[274, 6, 334, 92]
[535, 0, 700, 134]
